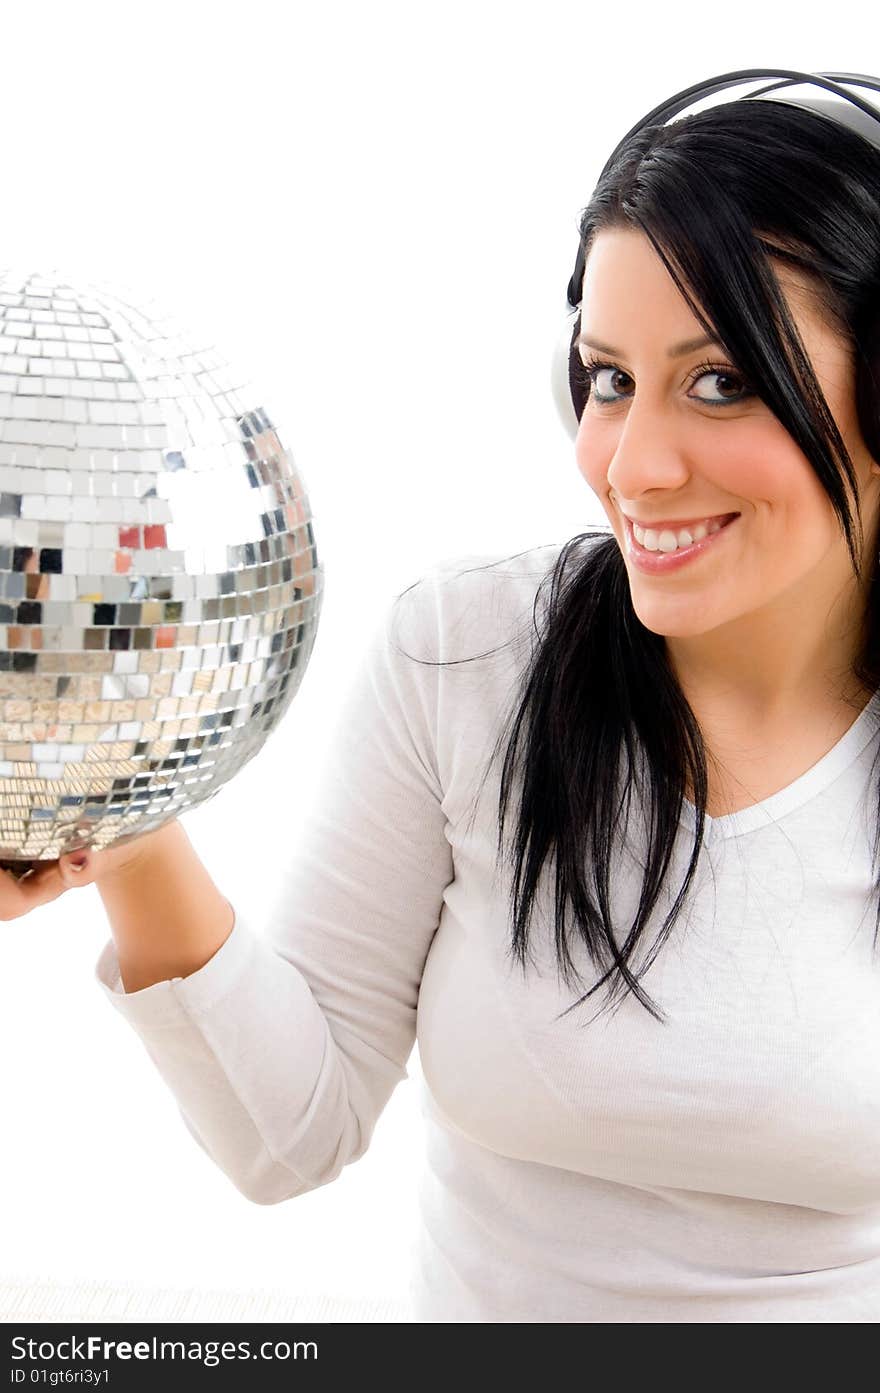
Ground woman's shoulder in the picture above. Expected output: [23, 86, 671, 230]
[387, 540, 565, 657]
[397, 533, 612, 645]
[402, 538, 571, 613]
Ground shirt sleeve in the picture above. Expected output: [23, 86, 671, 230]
[93, 569, 453, 1204]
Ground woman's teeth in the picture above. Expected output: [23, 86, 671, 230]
[632, 518, 726, 553]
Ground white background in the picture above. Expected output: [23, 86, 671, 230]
[0, 0, 862, 1315]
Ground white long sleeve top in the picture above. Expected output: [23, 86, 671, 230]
[95, 539, 880, 1322]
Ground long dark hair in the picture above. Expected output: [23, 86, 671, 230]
[398, 97, 880, 1024]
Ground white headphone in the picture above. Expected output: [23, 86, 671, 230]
[549, 69, 880, 445]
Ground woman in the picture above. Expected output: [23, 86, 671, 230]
[6, 78, 880, 1322]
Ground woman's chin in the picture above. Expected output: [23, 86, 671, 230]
[628, 593, 725, 640]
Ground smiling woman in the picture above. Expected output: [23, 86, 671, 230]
[483, 89, 880, 1022]
[69, 71, 880, 1325]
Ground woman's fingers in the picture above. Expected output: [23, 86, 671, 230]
[0, 852, 96, 921]
[0, 827, 172, 922]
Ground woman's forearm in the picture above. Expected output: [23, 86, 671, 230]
[95, 820, 235, 993]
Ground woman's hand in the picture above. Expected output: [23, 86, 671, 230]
[0, 824, 176, 922]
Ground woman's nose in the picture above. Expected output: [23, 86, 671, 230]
[604, 399, 691, 498]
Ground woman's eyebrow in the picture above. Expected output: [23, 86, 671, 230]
[575, 332, 720, 358]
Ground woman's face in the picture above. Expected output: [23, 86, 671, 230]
[574, 227, 880, 654]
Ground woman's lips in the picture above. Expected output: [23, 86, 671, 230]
[624, 512, 740, 573]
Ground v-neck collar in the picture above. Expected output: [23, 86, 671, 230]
[679, 687, 880, 843]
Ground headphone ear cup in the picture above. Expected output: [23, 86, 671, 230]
[551, 310, 582, 441]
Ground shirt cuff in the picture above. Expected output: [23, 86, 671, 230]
[94, 907, 259, 1030]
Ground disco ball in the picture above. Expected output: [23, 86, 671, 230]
[0, 269, 323, 878]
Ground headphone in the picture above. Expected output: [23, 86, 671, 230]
[551, 68, 880, 441]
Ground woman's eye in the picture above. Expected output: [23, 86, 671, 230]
[590, 365, 632, 402]
[688, 369, 748, 403]
[579, 356, 752, 408]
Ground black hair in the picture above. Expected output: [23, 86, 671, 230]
[398, 97, 880, 1024]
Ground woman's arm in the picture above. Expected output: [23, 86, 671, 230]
[94, 820, 235, 993]
[92, 573, 454, 1204]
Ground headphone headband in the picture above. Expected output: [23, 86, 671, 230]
[566, 68, 880, 310]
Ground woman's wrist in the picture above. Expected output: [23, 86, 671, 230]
[90, 819, 186, 887]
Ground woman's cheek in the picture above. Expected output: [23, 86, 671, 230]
[575, 419, 615, 494]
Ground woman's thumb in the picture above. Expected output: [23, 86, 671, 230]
[59, 849, 95, 887]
